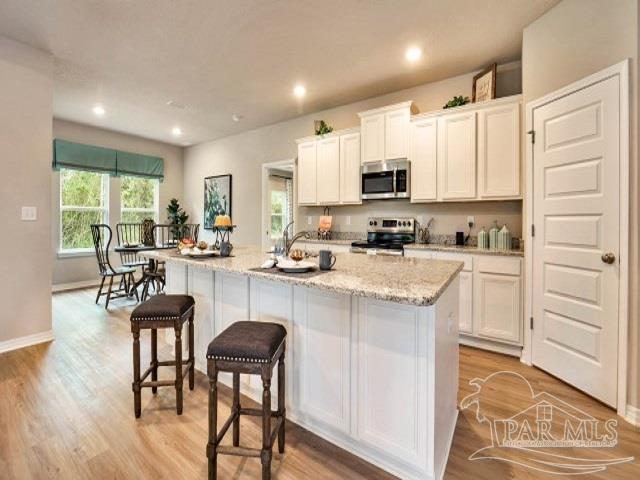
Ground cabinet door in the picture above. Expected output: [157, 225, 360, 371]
[437, 112, 476, 200]
[316, 137, 340, 205]
[339, 132, 362, 204]
[475, 273, 521, 343]
[410, 118, 437, 202]
[297, 141, 317, 205]
[360, 113, 385, 164]
[478, 103, 520, 198]
[458, 271, 473, 334]
[385, 108, 410, 160]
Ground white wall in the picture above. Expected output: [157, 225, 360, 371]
[522, 0, 639, 408]
[184, 63, 523, 246]
[0, 36, 53, 343]
[51, 119, 184, 287]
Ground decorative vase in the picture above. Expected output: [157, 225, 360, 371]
[478, 226, 489, 249]
[498, 224, 511, 251]
[489, 221, 499, 250]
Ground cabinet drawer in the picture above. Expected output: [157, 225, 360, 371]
[431, 251, 473, 271]
[477, 256, 521, 275]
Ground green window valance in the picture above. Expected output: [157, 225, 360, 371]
[53, 139, 117, 174]
[53, 139, 164, 181]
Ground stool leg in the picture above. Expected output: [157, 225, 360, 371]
[151, 329, 158, 394]
[132, 329, 141, 418]
[175, 325, 183, 415]
[232, 372, 240, 446]
[188, 313, 195, 390]
[261, 368, 272, 480]
[278, 349, 286, 454]
[207, 364, 218, 480]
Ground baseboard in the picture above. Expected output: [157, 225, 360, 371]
[458, 334, 522, 357]
[624, 404, 640, 426]
[0, 330, 54, 354]
[52, 279, 100, 293]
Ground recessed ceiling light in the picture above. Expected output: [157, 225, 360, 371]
[92, 105, 105, 116]
[293, 84, 306, 98]
[172, 126, 182, 136]
[232, 114, 243, 122]
[405, 46, 422, 62]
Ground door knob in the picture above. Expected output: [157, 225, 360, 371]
[601, 252, 616, 264]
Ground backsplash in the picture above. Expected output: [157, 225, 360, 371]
[296, 199, 523, 239]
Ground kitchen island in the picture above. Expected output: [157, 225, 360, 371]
[143, 247, 462, 480]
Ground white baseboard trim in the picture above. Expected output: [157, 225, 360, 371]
[52, 279, 100, 293]
[0, 330, 54, 355]
[624, 404, 640, 426]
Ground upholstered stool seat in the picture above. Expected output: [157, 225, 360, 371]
[207, 321, 286, 364]
[206, 322, 287, 480]
[130, 295, 195, 418]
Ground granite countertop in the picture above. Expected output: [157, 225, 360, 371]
[142, 246, 463, 307]
[299, 238, 524, 257]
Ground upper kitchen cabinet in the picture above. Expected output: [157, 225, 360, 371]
[316, 136, 340, 204]
[339, 132, 362, 204]
[409, 117, 438, 202]
[297, 140, 317, 205]
[296, 127, 361, 206]
[358, 101, 414, 164]
[437, 110, 477, 200]
[478, 102, 521, 198]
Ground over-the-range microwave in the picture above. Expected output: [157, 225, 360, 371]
[361, 159, 410, 200]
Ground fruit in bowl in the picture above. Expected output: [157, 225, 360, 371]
[197, 240, 208, 250]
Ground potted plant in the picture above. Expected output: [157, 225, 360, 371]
[167, 198, 189, 239]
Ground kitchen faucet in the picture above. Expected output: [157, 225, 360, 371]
[282, 221, 310, 257]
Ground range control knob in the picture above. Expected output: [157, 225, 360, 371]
[407, 220, 412, 226]
[373, 221, 378, 226]
[369, 221, 374, 226]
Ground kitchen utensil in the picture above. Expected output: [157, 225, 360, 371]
[319, 250, 336, 270]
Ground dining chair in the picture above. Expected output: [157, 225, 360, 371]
[91, 224, 139, 308]
[116, 223, 150, 268]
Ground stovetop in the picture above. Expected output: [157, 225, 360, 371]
[350, 241, 405, 250]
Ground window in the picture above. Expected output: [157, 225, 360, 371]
[120, 176, 158, 224]
[270, 190, 286, 238]
[59, 169, 109, 251]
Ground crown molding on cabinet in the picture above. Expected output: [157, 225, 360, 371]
[411, 94, 522, 122]
[357, 100, 416, 118]
[295, 126, 360, 144]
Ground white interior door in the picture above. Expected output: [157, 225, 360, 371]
[532, 75, 620, 407]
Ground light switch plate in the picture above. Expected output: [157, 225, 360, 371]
[21, 206, 37, 221]
[345, 215, 351, 226]
[307, 216, 312, 225]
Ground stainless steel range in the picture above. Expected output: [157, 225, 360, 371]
[350, 217, 415, 256]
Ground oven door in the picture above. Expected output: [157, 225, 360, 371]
[361, 160, 410, 199]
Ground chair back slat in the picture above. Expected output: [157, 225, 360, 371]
[116, 223, 146, 266]
[152, 224, 199, 247]
[91, 224, 114, 275]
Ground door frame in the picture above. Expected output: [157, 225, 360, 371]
[522, 60, 630, 416]
[261, 159, 296, 250]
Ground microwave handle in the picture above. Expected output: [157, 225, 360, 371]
[392, 167, 397, 194]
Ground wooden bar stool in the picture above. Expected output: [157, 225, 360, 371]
[130, 294, 195, 417]
[206, 321, 287, 480]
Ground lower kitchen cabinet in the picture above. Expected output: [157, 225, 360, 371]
[405, 249, 523, 355]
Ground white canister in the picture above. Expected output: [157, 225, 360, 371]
[489, 221, 499, 250]
[498, 224, 511, 251]
[478, 227, 489, 249]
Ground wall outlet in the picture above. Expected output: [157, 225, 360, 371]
[467, 216, 475, 228]
[21, 206, 37, 221]
[307, 216, 312, 225]
[345, 215, 351, 226]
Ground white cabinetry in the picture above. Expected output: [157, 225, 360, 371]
[360, 113, 385, 164]
[405, 249, 523, 355]
[437, 111, 477, 200]
[410, 118, 438, 202]
[297, 141, 317, 205]
[409, 95, 522, 203]
[478, 102, 521, 198]
[296, 129, 361, 206]
[359, 101, 413, 164]
[339, 132, 362, 204]
[316, 136, 340, 204]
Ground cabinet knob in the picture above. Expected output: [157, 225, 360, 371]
[601, 252, 616, 264]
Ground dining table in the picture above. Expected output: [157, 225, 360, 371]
[114, 242, 177, 299]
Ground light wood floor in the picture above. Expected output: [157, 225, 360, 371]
[0, 289, 637, 479]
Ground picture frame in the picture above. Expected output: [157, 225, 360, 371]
[472, 63, 497, 103]
[203, 174, 232, 229]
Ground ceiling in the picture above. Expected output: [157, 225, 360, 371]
[0, 0, 559, 146]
